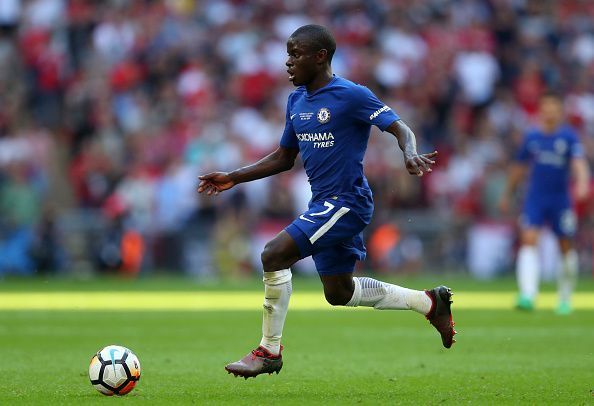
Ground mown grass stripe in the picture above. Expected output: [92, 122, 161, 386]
[0, 291, 593, 310]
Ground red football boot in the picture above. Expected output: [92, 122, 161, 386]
[425, 286, 457, 348]
[225, 346, 283, 379]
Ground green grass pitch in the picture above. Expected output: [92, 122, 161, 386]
[0, 276, 593, 404]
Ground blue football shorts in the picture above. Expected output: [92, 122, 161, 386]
[521, 197, 576, 237]
[285, 198, 368, 275]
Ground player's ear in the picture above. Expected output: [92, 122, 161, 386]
[316, 49, 328, 65]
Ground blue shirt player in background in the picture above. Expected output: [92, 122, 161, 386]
[198, 25, 456, 379]
[500, 93, 590, 314]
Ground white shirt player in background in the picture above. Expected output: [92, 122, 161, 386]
[499, 93, 590, 314]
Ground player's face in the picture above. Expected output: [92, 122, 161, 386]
[539, 96, 563, 128]
[286, 38, 319, 86]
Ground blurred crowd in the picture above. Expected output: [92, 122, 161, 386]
[1, 0, 593, 278]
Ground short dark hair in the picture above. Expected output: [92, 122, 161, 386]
[290, 24, 336, 64]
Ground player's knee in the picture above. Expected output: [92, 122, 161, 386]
[324, 289, 352, 306]
[558, 238, 573, 254]
[521, 229, 539, 246]
[521, 235, 538, 246]
[261, 242, 288, 272]
[260, 244, 276, 270]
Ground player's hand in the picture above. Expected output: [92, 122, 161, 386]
[405, 151, 438, 177]
[574, 182, 590, 202]
[197, 172, 235, 196]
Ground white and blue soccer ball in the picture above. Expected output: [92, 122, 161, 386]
[89, 345, 141, 396]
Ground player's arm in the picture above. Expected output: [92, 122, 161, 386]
[198, 146, 299, 196]
[499, 162, 528, 214]
[499, 131, 532, 214]
[385, 119, 438, 177]
[571, 157, 590, 201]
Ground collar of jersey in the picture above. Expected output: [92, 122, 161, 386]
[305, 74, 338, 98]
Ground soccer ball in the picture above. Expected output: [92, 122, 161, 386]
[89, 345, 141, 396]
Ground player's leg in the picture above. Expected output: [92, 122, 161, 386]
[259, 231, 300, 353]
[226, 198, 353, 378]
[225, 230, 300, 378]
[516, 201, 543, 310]
[320, 270, 432, 313]
[553, 208, 578, 315]
[289, 198, 455, 348]
[516, 227, 540, 310]
[315, 252, 456, 348]
[557, 238, 577, 314]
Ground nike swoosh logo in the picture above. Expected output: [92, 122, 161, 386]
[109, 348, 120, 375]
[290, 113, 297, 120]
[299, 215, 315, 223]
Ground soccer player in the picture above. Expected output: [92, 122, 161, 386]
[499, 92, 590, 314]
[198, 25, 456, 379]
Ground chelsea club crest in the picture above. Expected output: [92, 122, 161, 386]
[317, 108, 331, 124]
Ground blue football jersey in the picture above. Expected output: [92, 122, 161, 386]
[516, 124, 583, 201]
[280, 75, 399, 223]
